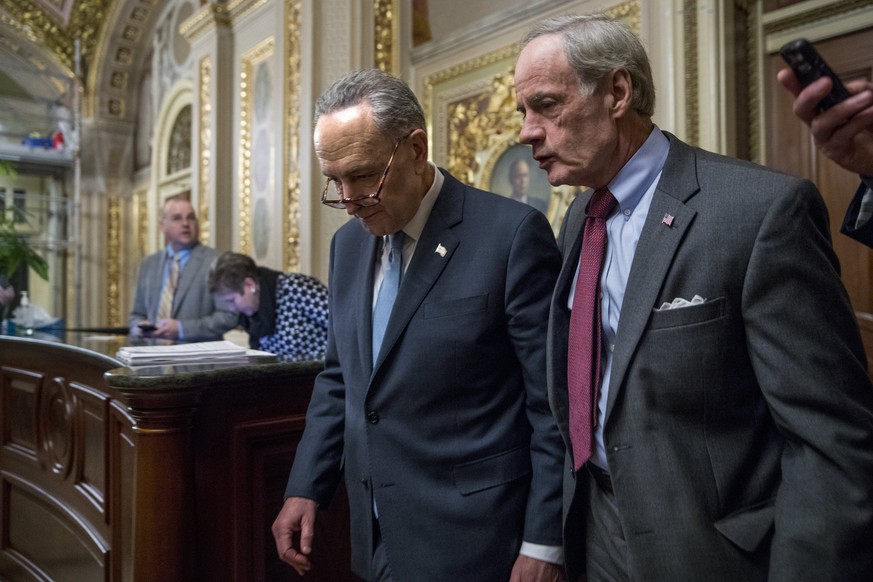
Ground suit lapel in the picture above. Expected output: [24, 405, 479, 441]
[358, 235, 380, 372]
[604, 134, 699, 421]
[372, 173, 462, 372]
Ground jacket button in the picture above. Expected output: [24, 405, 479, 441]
[367, 410, 379, 424]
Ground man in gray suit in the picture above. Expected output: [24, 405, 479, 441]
[271, 69, 565, 581]
[129, 194, 236, 341]
[514, 14, 873, 581]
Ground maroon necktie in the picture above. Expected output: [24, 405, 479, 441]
[567, 187, 617, 471]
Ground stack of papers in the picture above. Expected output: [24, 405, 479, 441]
[116, 340, 249, 365]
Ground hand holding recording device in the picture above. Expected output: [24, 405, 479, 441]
[137, 322, 157, 333]
[780, 39, 850, 111]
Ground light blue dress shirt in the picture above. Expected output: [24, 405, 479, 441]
[567, 126, 670, 471]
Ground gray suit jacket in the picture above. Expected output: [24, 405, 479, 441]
[129, 243, 236, 341]
[286, 170, 565, 581]
[549, 133, 873, 581]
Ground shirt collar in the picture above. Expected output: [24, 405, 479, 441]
[396, 161, 443, 242]
[165, 245, 194, 260]
[607, 125, 669, 215]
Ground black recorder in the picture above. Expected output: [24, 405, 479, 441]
[780, 39, 851, 111]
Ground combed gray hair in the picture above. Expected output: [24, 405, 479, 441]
[314, 69, 426, 141]
[522, 14, 655, 117]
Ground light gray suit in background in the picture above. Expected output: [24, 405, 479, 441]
[548, 133, 873, 581]
[129, 243, 236, 341]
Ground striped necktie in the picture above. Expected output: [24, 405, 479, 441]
[157, 253, 180, 320]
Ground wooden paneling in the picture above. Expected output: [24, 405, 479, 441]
[0, 340, 117, 581]
[764, 27, 873, 376]
[0, 336, 356, 581]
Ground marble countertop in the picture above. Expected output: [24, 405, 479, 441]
[1, 331, 323, 389]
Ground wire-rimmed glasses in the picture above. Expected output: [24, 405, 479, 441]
[320, 137, 405, 209]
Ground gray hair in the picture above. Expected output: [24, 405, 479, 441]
[314, 69, 426, 142]
[522, 14, 655, 117]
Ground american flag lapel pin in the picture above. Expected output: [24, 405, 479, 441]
[435, 243, 447, 257]
[662, 213, 674, 227]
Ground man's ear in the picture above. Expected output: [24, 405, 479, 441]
[408, 128, 429, 170]
[608, 68, 634, 118]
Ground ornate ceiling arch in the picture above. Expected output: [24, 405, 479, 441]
[0, 0, 167, 122]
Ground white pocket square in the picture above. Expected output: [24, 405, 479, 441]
[655, 294, 706, 311]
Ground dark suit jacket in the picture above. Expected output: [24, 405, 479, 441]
[548, 133, 873, 581]
[129, 243, 237, 341]
[286, 170, 565, 581]
[841, 182, 873, 247]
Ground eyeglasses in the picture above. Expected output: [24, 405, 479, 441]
[320, 137, 405, 209]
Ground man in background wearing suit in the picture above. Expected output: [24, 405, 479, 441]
[129, 194, 236, 341]
[514, 14, 873, 582]
[509, 158, 549, 214]
[271, 69, 566, 582]
[777, 67, 873, 247]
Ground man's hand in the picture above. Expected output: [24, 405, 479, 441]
[509, 554, 567, 582]
[272, 497, 318, 575]
[152, 318, 181, 339]
[777, 68, 873, 176]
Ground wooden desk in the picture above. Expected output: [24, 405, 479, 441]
[0, 334, 355, 581]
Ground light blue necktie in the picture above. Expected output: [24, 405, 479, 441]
[372, 231, 405, 364]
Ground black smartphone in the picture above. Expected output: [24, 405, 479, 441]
[780, 39, 851, 110]
[137, 323, 157, 333]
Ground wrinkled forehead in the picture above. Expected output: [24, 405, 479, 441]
[315, 106, 388, 159]
[314, 106, 395, 176]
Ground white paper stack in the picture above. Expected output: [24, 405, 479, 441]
[116, 340, 248, 365]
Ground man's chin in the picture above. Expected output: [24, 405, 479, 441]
[357, 218, 389, 237]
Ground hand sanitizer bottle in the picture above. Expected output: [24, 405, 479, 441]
[19, 291, 35, 333]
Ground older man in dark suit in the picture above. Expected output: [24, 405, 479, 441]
[515, 14, 873, 582]
[271, 69, 565, 582]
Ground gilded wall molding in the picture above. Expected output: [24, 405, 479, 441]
[227, 0, 270, 27]
[683, 0, 699, 147]
[0, 0, 109, 78]
[374, 0, 398, 73]
[422, 44, 518, 126]
[199, 55, 212, 247]
[181, 2, 231, 43]
[239, 37, 274, 256]
[283, 0, 301, 273]
[737, 0, 760, 164]
[106, 194, 121, 326]
[603, 0, 640, 35]
[136, 192, 148, 258]
[85, 0, 166, 123]
[762, 0, 871, 36]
